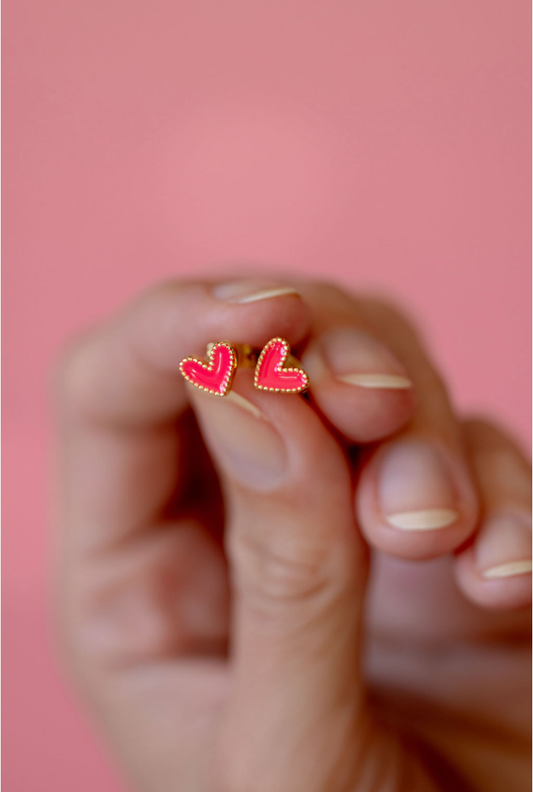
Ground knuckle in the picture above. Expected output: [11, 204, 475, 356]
[55, 329, 101, 415]
[357, 293, 420, 334]
[416, 361, 450, 400]
[356, 293, 429, 352]
[309, 279, 347, 300]
[228, 528, 349, 618]
[133, 278, 191, 314]
[61, 564, 179, 675]
[463, 414, 517, 446]
[461, 414, 502, 452]
[306, 280, 359, 312]
[133, 279, 201, 328]
[58, 532, 204, 678]
[234, 533, 327, 600]
[464, 415, 531, 467]
[55, 279, 197, 416]
[463, 414, 495, 435]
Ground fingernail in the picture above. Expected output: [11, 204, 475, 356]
[378, 440, 459, 530]
[316, 327, 413, 389]
[191, 388, 286, 490]
[212, 280, 299, 304]
[477, 512, 532, 579]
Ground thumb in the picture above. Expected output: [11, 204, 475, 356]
[190, 367, 370, 791]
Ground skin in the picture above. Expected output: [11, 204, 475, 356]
[54, 277, 531, 792]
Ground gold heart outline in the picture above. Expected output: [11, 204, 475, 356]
[179, 341, 237, 396]
[254, 337, 309, 394]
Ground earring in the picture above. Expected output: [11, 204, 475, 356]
[179, 341, 238, 396]
[179, 338, 308, 396]
[254, 337, 309, 393]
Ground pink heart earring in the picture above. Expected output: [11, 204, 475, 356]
[179, 342, 237, 396]
[254, 338, 309, 393]
[179, 338, 308, 396]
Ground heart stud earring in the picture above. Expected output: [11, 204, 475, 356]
[254, 337, 309, 393]
[179, 338, 308, 396]
[179, 341, 238, 396]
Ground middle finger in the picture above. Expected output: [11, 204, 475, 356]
[299, 283, 479, 560]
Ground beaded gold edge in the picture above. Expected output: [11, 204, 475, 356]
[253, 337, 309, 394]
[179, 341, 237, 396]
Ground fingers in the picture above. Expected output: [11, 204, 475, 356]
[56, 278, 310, 670]
[300, 284, 416, 442]
[57, 278, 309, 551]
[58, 278, 309, 427]
[189, 372, 370, 789]
[298, 283, 478, 559]
[455, 418, 532, 609]
[344, 297, 479, 560]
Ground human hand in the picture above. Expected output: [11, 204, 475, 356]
[56, 278, 531, 791]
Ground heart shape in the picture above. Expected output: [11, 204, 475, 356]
[180, 342, 237, 396]
[254, 337, 309, 393]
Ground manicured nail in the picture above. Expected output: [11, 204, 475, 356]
[483, 560, 532, 579]
[378, 440, 459, 530]
[212, 280, 299, 304]
[477, 512, 532, 579]
[190, 387, 286, 490]
[315, 327, 413, 389]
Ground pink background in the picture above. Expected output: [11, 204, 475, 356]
[3, 1, 531, 789]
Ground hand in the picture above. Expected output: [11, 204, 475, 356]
[55, 278, 531, 792]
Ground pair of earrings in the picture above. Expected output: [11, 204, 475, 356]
[180, 337, 309, 396]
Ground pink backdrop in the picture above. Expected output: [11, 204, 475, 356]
[3, 1, 531, 789]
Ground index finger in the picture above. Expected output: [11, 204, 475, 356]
[56, 278, 309, 553]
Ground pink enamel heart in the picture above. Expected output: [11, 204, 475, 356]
[254, 338, 309, 393]
[180, 342, 237, 396]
